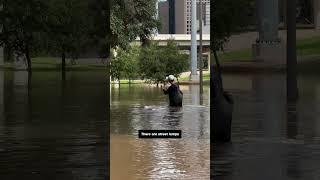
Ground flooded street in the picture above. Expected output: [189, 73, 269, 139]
[0, 70, 108, 180]
[111, 72, 320, 180]
[110, 84, 210, 180]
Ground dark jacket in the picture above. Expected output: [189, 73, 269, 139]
[163, 83, 183, 107]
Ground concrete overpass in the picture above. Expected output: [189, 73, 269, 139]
[132, 34, 210, 49]
[131, 34, 211, 70]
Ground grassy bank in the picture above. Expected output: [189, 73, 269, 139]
[179, 73, 210, 81]
[1, 36, 319, 72]
[111, 79, 144, 84]
[0, 57, 107, 71]
[219, 36, 320, 61]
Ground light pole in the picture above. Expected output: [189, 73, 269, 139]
[191, 0, 198, 81]
[199, 0, 203, 94]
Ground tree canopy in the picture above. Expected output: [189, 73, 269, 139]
[0, 0, 49, 70]
[110, 0, 160, 49]
[139, 41, 189, 85]
[0, 0, 161, 71]
[211, 0, 255, 51]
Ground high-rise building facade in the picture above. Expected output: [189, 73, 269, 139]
[158, 0, 210, 34]
[185, 0, 210, 34]
[158, 1, 169, 34]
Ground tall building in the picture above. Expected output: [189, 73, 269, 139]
[158, 0, 210, 34]
[158, 1, 169, 34]
[185, 0, 210, 34]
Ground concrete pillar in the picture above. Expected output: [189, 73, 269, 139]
[252, 0, 285, 64]
[315, 0, 320, 29]
[191, 0, 198, 81]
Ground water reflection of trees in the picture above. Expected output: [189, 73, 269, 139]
[0, 71, 108, 179]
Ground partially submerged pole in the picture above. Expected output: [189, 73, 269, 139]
[286, 0, 298, 102]
[191, 0, 198, 81]
[199, 0, 203, 94]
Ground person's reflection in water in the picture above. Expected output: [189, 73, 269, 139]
[211, 142, 234, 179]
[163, 106, 183, 127]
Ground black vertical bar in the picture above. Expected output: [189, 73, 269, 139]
[106, 0, 110, 179]
[287, 0, 298, 102]
[169, 0, 175, 34]
[210, 0, 215, 178]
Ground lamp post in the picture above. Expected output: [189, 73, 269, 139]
[191, 0, 198, 81]
[199, 0, 203, 94]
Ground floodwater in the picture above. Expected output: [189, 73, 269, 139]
[213, 73, 320, 180]
[1, 69, 320, 180]
[0, 70, 108, 180]
[110, 84, 210, 180]
[111, 72, 320, 180]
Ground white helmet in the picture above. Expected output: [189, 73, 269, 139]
[168, 75, 175, 81]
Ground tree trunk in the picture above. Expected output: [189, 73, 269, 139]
[213, 50, 223, 90]
[4, 45, 13, 62]
[25, 47, 32, 72]
[62, 49, 66, 72]
[212, 49, 233, 142]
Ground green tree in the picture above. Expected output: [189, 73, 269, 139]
[210, 0, 254, 142]
[211, 0, 255, 53]
[46, 0, 91, 71]
[0, 0, 49, 71]
[87, 0, 110, 60]
[110, 0, 160, 49]
[110, 46, 140, 84]
[122, 46, 140, 83]
[110, 49, 124, 83]
[139, 41, 189, 86]
[161, 40, 189, 79]
[211, 0, 255, 80]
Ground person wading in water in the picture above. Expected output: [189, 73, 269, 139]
[162, 75, 183, 107]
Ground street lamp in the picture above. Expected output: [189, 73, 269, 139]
[199, 0, 203, 94]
